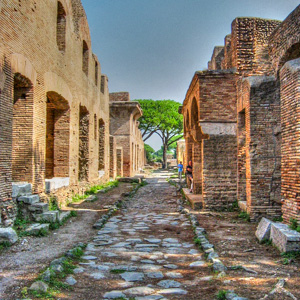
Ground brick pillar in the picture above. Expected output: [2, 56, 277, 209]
[109, 135, 117, 179]
[192, 140, 203, 194]
[280, 58, 300, 224]
[116, 147, 123, 177]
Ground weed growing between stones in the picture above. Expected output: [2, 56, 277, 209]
[48, 196, 60, 211]
[260, 238, 272, 246]
[0, 241, 11, 252]
[22, 244, 86, 299]
[238, 211, 250, 222]
[272, 216, 283, 222]
[289, 218, 300, 232]
[281, 251, 300, 265]
[110, 269, 126, 274]
[216, 289, 227, 300]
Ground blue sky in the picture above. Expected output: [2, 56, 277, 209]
[81, 0, 299, 150]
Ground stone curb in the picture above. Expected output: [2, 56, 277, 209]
[93, 184, 141, 229]
[177, 197, 249, 300]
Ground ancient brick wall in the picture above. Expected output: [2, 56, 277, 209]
[109, 136, 117, 179]
[280, 58, 300, 224]
[238, 77, 281, 221]
[221, 35, 233, 70]
[182, 70, 237, 208]
[269, 5, 300, 74]
[109, 92, 130, 102]
[203, 135, 237, 209]
[0, 0, 110, 226]
[208, 46, 224, 70]
[109, 94, 144, 177]
[116, 147, 123, 177]
[230, 18, 281, 76]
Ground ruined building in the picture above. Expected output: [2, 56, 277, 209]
[109, 92, 145, 177]
[181, 5, 300, 223]
[0, 0, 111, 227]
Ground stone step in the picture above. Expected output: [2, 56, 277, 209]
[34, 211, 59, 223]
[28, 202, 49, 214]
[24, 223, 50, 236]
[58, 211, 71, 224]
[17, 195, 39, 205]
[12, 182, 32, 198]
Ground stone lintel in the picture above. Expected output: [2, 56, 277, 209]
[200, 122, 236, 136]
[243, 75, 276, 88]
[281, 57, 300, 74]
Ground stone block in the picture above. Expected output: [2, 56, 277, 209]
[25, 223, 50, 235]
[28, 202, 49, 213]
[0, 227, 18, 244]
[270, 223, 300, 253]
[118, 177, 141, 183]
[12, 182, 32, 198]
[34, 211, 59, 223]
[238, 201, 247, 212]
[17, 195, 39, 204]
[255, 217, 273, 242]
[58, 211, 71, 224]
[45, 177, 70, 193]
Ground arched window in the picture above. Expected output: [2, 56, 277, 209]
[57, 1, 66, 52]
[191, 98, 199, 128]
[279, 42, 300, 71]
[82, 40, 89, 75]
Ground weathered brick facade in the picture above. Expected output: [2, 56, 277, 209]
[182, 70, 237, 209]
[109, 92, 145, 177]
[0, 0, 110, 226]
[181, 5, 300, 223]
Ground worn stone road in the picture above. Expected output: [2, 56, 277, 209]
[65, 171, 214, 299]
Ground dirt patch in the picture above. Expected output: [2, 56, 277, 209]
[0, 182, 133, 299]
[194, 211, 300, 300]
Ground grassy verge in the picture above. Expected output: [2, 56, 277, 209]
[69, 180, 119, 204]
[21, 245, 86, 299]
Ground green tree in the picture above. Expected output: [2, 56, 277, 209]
[135, 99, 183, 168]
[144, 144, 155, 162]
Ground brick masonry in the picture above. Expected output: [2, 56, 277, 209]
[181, 5, 300, 223]
[0, 0, 111, 226]
[109, 92, 145, 177]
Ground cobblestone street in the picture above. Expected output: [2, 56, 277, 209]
[65, 171, 213, 299]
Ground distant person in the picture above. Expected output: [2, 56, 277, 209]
[177, 161, 183, 180]
[186, 160, 193, 193]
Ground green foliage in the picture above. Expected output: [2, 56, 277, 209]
[260, 238, 272, 245]
[70, 180, 119, 203]
[272, 216, 283, 222]
[238, 211, 250, 222]
[216, 290, 227, 300]
[0, 241, 11, 251]
[144, 143, 155, 161]
[110, 269, 126, 274]
[289, 218, 299, 230]
[135, 99, 183, 168]
[70, 210, 78, 217]
[71, 247, 84, 258]
[48, 196, 59, 211]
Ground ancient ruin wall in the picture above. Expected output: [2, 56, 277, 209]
[0, 0, 110, 226]
[239, 77, 281, 220]
[269, 5, 300, 74]
[230, 18, 281, 76]
[280, 58, 300, 224]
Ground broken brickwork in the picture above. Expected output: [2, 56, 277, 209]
[182, 70, 237, 209]
[182, 5, 300, 222]
[109, 92, 145, 177]
[0, 0, 110, 226]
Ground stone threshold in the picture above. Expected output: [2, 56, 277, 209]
[182, 188, 203, 210]
[45, 177, 70, 193]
